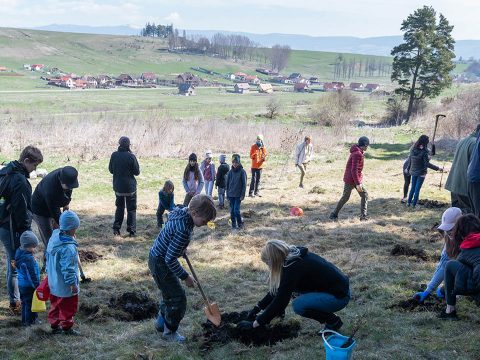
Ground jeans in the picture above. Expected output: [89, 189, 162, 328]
[408, 175, 425, 207]
[444, 260, 464, 306]
[204, 181, 214, 197]
[0, 226, 19, 304]
[292, 291, 350, 324]
[33, 214, 53, 269]
[114, 193, 137, 233]
[217, 187, 226, 207]
[148, 254, 186, 332]
[228, 197, 242, 228]
[403, 174, 411, 199]
[297, 164, 307, 186]
[249, 169, 262, 195]
[332, 183, 368, 217]
[20, 286, 37, 326]
[468, 182, 480, 217]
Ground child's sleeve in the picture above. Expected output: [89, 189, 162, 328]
[59, 247, 78, 285]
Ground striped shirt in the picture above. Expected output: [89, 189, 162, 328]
[150, 207, 194, 280]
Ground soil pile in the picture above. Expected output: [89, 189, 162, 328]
[79, 250, 103, 263]
[109, 292, 158, 321]
[198, 311, 300, 351]
[391, 244, 430, 261]
[388, 297, 444, 312]
[417, 200, 449, 209]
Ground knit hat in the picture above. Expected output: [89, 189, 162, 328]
[257, 134, 264, 142]
[59, 210, 80, 231]
[438, 207, 462, 231]
[232, 154, 241, 164]
[358, 136, 370, 147]
[119, 136, 130, 148]
[20, 230, 39, 250]
[60, 166, 79, 189]
[189, 153, 197, 162]
[205, 150, 212, 159]
[219, 154, 226, 163]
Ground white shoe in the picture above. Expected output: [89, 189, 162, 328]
[163, 325, 186, 343]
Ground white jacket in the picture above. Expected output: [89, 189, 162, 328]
[295, 142, 314, 165]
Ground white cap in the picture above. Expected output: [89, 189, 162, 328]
[437, 207, 462, 231]
[205, 150, 212, 158]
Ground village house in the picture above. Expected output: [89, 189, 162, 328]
[31, 64, 45, 71]
[258, 83, 274, 94]
[332, 81, 345, 89]
[245, 75, 261, 85]
[350, 82, 364, 91]
[60, 76, 74, 89]
[0, 66, 7, 72]
[74, 79, 87, 89]
[178, 83, 196, 96]
[234, 83, 250, 94]
[294, 83, 309, 92]
[323, 83, 337, 91]
[141, 72, 157, 84]
[176, 72, 200, 86]
[83, 76, 98, 88]
[116, 74, 134, 85]
[289, 73, 302, 80]
[365, 83, 380, 91]
[234, 72, 248, 81]
[97, 75, 113, 87]
[23, 64, 32, 71]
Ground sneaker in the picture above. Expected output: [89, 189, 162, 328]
[248, 193, 255, 198]
[329, 213, 338, 221]
[51, 327, 63, 335]
[323, 317, 343, 332]
[438, 310, 459, 320]
[155, 314, 165, 332]
[9, 301, 21, 316]
[113, 229, 121, 236]
[401, 197, 407, 204]
[359, 215, 369, 221]
[62, 328, 81, 335]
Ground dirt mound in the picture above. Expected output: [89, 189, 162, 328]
[309, 186, 326, 194]
[79, 250, 103, 263]
[197, 311, 300, 351]
[108, 292, 158, 321]
[417, 200, 449, 209]
[242, 209, 257, 218]
[388, 297, 444, 312]
[390, 244, 430, 261]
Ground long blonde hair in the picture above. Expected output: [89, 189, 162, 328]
[261, 240, 300, 294]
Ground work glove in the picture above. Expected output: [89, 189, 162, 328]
[237, 320, 254, 330]
[246, 305, 261, 321]
[436, 287, 445, 299]
[413, 290, 430, 302]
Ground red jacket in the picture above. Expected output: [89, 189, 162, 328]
[460, 233, 480, 249]
[343, 145, 364, 185]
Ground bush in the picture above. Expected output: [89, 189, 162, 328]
[265, 97, 281, 119]
[442, 90, 480, 138]
[382, 96, 406, 126]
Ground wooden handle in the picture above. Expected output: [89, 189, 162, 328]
[183, 254, 211, 306]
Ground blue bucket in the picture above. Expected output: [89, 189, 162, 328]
[322, 330, 357, 360]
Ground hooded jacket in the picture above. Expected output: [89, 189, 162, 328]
[215, 163, 230, 189]
[343, 145, 365, 185]
[46, 229, 79, 297]
[295, 141, 313, 165]
[108, 147, 140, 194]
[453, 233, 480, 295]
[226, 164, 247, 199]
[408, 147, 439, 177]
[256, 247, 350, 325]
[32, 168, 72, 224]
[445, 133, 477, 195]
[0, 161, 32, 234]
[15, 248, 40, 289]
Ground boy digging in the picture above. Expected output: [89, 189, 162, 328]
[149, 194, 216, 342]
[46, 210, 81, 335]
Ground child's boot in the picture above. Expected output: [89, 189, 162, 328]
[163, 324, 186, 343]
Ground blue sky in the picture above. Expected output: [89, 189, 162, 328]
[1, 0, 479, 39]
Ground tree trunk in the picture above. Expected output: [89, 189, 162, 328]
[404, 61, 421, 124]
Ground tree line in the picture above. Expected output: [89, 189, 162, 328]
[332, 55, 392, 80]
[140, 23, 174, 38]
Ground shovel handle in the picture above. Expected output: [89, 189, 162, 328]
[77, 254, 86, 280]
[183, 254, 212, 307]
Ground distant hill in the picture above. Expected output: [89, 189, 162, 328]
[30, 24, 480, 59]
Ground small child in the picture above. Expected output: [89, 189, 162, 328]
[15, 230, 41, 326]
[46, 210, 81, 335]
[149, 194, 217, 342]
[215, 154, 230, 209]
[157, 180, 175, 228]
[226, 154, 247, 230]
[182, 153, 205, 206]
[200, 151, 216, 197]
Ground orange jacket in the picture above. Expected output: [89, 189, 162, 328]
[250, 144, 267, 169]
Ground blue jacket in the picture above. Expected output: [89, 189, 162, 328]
[467, 136, 480, 183]
[15, 248, 40, 289]
[46, 229, 79, 297]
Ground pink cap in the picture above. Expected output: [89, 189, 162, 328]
[437, 207, 462, 231]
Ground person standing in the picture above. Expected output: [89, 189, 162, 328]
[0, 145, 43, 314]
[215, 154, 230, 209]
[329, 137, 369, 221]
[295, 136, 314, 188]
[32, 166, 79, 269]
[249, 135, 267, 197]
[200, 151, 215, 197]
[445, 125, 479, 213]
[467, 134, 480, 217]
[182, 153, 204, 207]
[226, 154, 247, 230]
[109, 136, 140, 237]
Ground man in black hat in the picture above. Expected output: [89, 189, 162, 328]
[109, 136, 140, 237]
[32, 166, 79, 269]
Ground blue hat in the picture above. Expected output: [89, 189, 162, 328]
[20, 230, 39, 249]
[60, 210, 80, 231]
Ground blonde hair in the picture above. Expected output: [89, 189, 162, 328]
[188, 194, 217, 221]
[261, 240, 300, 294]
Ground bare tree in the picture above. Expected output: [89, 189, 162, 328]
[270, 44, 291, 72]
[266, 97, 281, 119]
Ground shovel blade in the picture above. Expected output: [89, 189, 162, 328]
[204, 302, 221, 327]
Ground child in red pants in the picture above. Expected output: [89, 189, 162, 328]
[45, 210, 81, 335]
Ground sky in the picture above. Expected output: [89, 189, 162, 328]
[1, 0, 479, 39]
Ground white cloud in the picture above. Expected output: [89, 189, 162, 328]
[165, 12, 181, 24]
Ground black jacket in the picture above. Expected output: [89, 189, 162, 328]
[226, 165, 247, 199]
[0, 161, 32, 234]
[32, 168, 72, 223]
[215, 163, 230, 188]
[408, 147, 439, 176]
[454, 235, 480, 295]
[256, 247, 350, 325]
[108, 147, 140, 193]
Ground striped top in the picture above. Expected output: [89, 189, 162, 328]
[150, 207, 194, 280]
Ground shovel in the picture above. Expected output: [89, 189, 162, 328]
[78, 255, 92, 283]
[183, 254, 221, 326]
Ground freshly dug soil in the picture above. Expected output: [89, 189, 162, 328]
[388, 297, 444, 312]
[417, 199, 449, 209]
[109, 292, 158, 321]
[197, 311, 300, 351]
[391, 244, 430, 261]
[79, 250, 103, 263]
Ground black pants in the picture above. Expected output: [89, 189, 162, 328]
[249, 168, 262, 195]
[113, 193, 137, 233]
[403, 174, 411, 199]
[451, 192, 472, 214]
[148, 254, 186, 332]
[444, 260, 465, 306]
[156, 205, 166, 228]
[468, 182, 480, 217]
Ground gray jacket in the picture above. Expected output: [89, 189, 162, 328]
[226, 165, 247, 199]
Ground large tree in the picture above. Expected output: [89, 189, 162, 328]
[391, 6, 455, 123]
